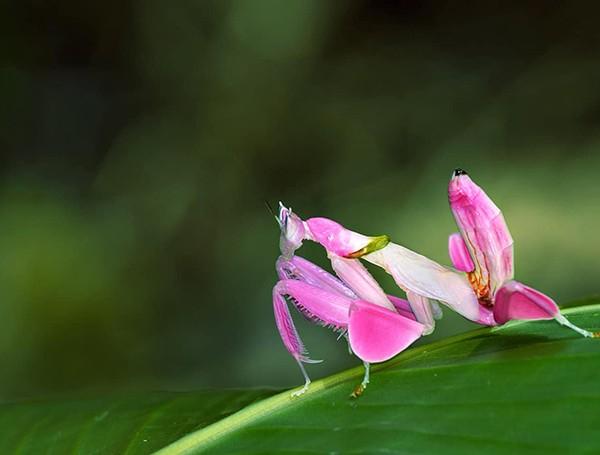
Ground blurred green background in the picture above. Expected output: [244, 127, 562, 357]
[0, 1, 599, 401]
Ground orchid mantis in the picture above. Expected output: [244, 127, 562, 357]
[271, 170, 595, 397]
[272, 204, 425, 397]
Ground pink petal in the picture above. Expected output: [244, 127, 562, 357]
[329, 254, 397, 312]
[493, 280, 559, 324]
[448, 170, 514, 296]
[305, 217, 389, 258]
[348, 300, 425, 363]
[365, 243, 481, 322]
[448, 232, 475, 272]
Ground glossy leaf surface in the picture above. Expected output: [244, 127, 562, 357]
[2, 303, 599, 454]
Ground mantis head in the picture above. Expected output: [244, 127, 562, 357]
[276, 202, 307, 258]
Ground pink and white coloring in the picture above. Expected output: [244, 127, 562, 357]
[447, 168, 596, 335]
[271, 171, 596, 397]
[272, 203, 426, 397]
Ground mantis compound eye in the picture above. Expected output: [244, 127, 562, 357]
[452, 168, 468, 177]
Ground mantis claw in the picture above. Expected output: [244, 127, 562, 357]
[291, 380, 311, 398]
[290, 355, 312, 398]
[350, 362, 370, 399]
[555, 313, 595, 338]
[350, 384, 366, 399]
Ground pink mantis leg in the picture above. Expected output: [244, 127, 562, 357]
[328, 252, 426, 398]
[347, 298, 425, 397]
[386, 295, 417, 321]
[274, 256, 425, 396]
[406, 291, 437, 335]
[387, 295, 443, 322]
[494, 280, 596, 337]
[328, 250, 439, 334]
[348, 299, 425, 363]
[326, 256, 427, 355]
[278, 256, 392, 393]
[347, 293, 422, 397]
[329, 251, 441, 333]
[448, 232, 475, 273]
[448, 234, 594, 335]
[273, 292, 316, 396]
[448, 233, 497, 326]
[328, 254, 396, 312]
[277, 256, 357, 298]
[274, 256, 355, 396]
[297, 253, 403, 394]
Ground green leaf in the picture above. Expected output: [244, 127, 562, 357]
[0, 390, 276, 454]
[2, 302, 600, 454]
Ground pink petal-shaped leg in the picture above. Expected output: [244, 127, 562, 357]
[477, 305, 497, 326]
[273, 292, 310, 362]
[494, 280, 594, 337]
[329, 254, 396, 312]
[386, 294, 417, 321]
[447, 233, 497, 326]
[493, 280, 558, 323]
[407, 291, 436, 335]
[277, 256, 357, 299]
[275, 255, 354, 358]
[274, 255, 356, 396]
[348, 300, 425, 363]
[448, 232, 475, 272]
[273, 279, 355, 396]
[274, 280, 353, 332]
[273, 292, 319, 396]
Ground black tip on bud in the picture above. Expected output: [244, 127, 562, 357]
[452, 168, 468, 177]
